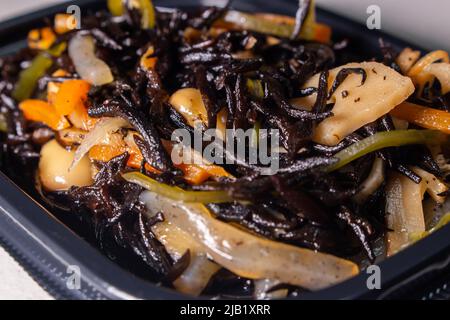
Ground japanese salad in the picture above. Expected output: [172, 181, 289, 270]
[0, 0, 450, 298]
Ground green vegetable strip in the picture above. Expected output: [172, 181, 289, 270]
[251, 120, 261, 149]
[222, 11, 294, 38]
[221, 7, 316, 40]
[107, 0, 124, 16]
[139, 0, 156, 29]
[410, 213, 450, 242]
[327, 130, 444, 172]
[122, 172, 234, 203]
[12, 54, 52, 102]
[0, 114, 7, 132]
[107, 0, 155, 29]
[12, 42, 66, 102]
[246, 79, 264, 99]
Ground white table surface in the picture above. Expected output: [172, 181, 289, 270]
[0, 0, 448, 300]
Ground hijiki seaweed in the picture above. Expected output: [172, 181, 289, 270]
[1, 0, 449, 299]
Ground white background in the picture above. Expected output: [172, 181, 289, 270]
[0, 0, 448, 300]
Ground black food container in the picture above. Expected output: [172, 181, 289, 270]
[0, 0, 449, 300]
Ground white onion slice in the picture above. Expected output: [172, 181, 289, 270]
[140, 191, 358, 291]
[385, 172, 426, 256]
[354, 157, 385, 204]
[425, 62, 450, 94]
[396, 48, 421, 74]
[150, 211, 220, 296]
[253, 279, 288, 300]
[69, 34, 114, 86]
[412, 166, 448, 204]
[173, 254, 221, 296]
[70, 117, 129, 170]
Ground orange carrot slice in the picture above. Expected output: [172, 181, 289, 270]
[390, 102, 450, 134]
[28, 27, 56, 50]
[54, 79, 91, 116]
[19, 99, 70, 131]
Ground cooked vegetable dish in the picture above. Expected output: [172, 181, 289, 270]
[1, 0, 450, 299]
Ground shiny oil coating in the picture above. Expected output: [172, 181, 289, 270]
[39, 139, 93, 191]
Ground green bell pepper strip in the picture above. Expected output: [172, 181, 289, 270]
[246, 79, 264, 99]
[410, 213, 450, 242]
[107, 0, 155, 29]
[12, 42, 67, 102]
[107, 0, 124, 16]
[0, 114, 7, 132]
[122, 172, 234, 203]
[222, 11, 294, 38]
[138, 0, 156, 29]
[327, 130, 445, 172]
[220, 5, 316, 40]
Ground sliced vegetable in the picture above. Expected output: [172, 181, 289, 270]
[150, 217, 221, 296]
[140, 191, 359, 290]
[410, 213, 450, 242]
[107, 0, 124, 16]
[107, 0, 156, 29]
[390, 102, 450, 134]
[327, 130, 444, 172]
[87, 130, 230, 184]
[48, 75, 97, 131]
[54, 80, 91, 116]
[407, 50, 449, 78]
[68, 34, 114, 86]
[246, 79, 264, 99]
[163, 140, 233, 184]
[140, 46, 157, 70]
[27, 27, 56, 50]
[47, 69, 69, 104]
[396, 47, 421, 74]
[123, 172, 234, 203]
[412, 166, 448, 204]
[173, 254, 221, 296]
[54, 13, 78, 34]
[57, 128, 87, 146]
[298, 62, 415, 146]
[216, 7, 331, 43]
[13, 42, 67, 102]
[88, 144, 152, 172]
[385, 171, 426, 256]
[169, 88, 208, 127]
[215, 108, 228, 141]
[88, 132, 160, 173]
[425, 62, 450, 94]
[19, 99, 70, 131]
[67, 102, 98, 131]
[0, 114, 7, 132]
[71, 117, 129, 170]
[137, 0, 156, 29]
[254, 279, 287, 299]
[354, 157, 385, 203]
[407, 50, 449, 94]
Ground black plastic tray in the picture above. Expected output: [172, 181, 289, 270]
[0, 0, 449, 300]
